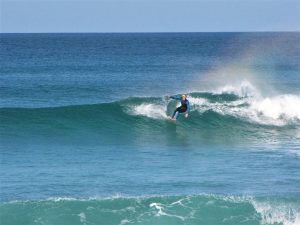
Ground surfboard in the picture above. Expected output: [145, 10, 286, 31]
[167, 116, 176, 121]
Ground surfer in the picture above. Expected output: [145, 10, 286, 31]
[168, 94, 190, 120]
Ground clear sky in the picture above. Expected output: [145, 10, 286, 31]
[1, 0, 300, 33]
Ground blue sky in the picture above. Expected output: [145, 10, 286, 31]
[1, 0, 300, 33]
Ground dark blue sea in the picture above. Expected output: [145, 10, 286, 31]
[1, 33, 300, 225]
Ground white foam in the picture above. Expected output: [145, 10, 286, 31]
[251, 199, 300, 225]
[170, 198, 185, 206]
[150, 202, 166, 216]
[126, 80, 300, 126]
[188, 96, 207, 106]
[78, 212, 86, 224]
[130, 103, 167, 119]
[189, 80, 300, 126]
[250, 95, 300, 121]
[47, 197, 78, 202]
[119, 219, 131, 225]
[150, 202, 185, 220]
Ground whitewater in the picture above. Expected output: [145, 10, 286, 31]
[129, 80, 300, 126]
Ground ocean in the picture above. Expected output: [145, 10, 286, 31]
[0, 32, 300, 225]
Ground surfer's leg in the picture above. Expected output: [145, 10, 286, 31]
[172, 107, 181, 118]
[172, 107, 187, 119]
[178, 107, 187, 113]
[173, 111, 179, 119]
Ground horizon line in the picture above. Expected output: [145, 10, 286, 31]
[1, 31, 300, 34]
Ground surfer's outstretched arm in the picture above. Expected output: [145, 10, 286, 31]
[169, 95, 181, 100]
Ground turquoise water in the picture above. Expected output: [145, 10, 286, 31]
[1, 195, 300, 225]
[1, 33, 300, 225]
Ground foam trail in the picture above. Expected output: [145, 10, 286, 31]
[150, 202, 185, 221]
[78, 212, 86, 225]
[130, 103, 167, 119]
[150, 202, 166, 216]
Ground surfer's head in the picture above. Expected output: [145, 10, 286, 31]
[181, 95, 187, 100]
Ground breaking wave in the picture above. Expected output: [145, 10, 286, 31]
[1, 81, 299, 145]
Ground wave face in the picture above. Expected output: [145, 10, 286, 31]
[1, 83, 300, 146]
[1, 195, 299, 225]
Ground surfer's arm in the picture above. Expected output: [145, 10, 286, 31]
[186, 101, 191, 113]
[169, 95, 181, 100]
